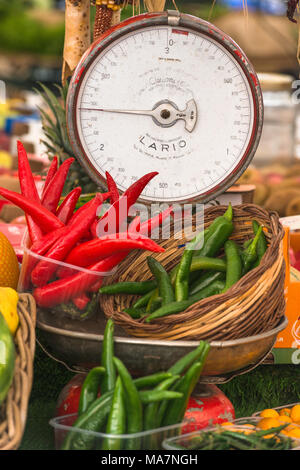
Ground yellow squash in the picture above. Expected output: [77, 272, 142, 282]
[0, 288, 19, 335]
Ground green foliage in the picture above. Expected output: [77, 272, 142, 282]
[0, 1, 64, 56]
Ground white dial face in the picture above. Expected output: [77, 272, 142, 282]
[75, 25, 255, 202]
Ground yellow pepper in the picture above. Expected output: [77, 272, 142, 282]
[0, 288, 19, 335]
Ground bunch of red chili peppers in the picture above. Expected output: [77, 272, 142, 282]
[0, 141, 171, 312]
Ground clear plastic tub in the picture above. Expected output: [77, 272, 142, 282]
[18, 242, 119, 319]
[163, 417, 300, 450]
[49, 413, 186, 450]
[252, 402, 300, 419]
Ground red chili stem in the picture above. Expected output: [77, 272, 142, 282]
[42, 158, 74, 213]
[105, 171, 119, 204]
[56, 187, 82, 224]
[31, 194, 103, 287]
[33, 253, 126, 308]
[0, 187, 64, 233]
[42, 156, 58, 196]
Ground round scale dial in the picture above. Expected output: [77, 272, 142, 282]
[67, 11, 263, 204]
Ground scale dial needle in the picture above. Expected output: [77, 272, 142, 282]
[79, 99, 197, 132]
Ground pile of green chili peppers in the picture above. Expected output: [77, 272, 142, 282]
[61, 319, 210, 450]
[100, 204, 268, 322]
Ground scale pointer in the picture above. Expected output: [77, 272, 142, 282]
[79, 99, 197, 132]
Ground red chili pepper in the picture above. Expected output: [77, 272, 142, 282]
[17, 141, 42, 243]
[33, 253, 126, 308]
[56, 187, 82, 224]
[96, 172, 158, 237]
[68, 192, 111, 226]
[42, 158, 74, 213]
[132, 206, 174, 237]
[42, 156, 58, 196]
[31, 194, 103, 287]
[62, 232, 164, 269]
[0, 187, 64, 233]
[105, 171, 119, 205]
[73, 293, 91, 310]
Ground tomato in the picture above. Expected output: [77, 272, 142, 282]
[55, 374, 86, 417]
[182, 384, 235, 434]
[55, 375, 235, 435]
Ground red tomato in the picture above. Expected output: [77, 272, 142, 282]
[55, 375, 235, 436]
[55, 374, 86, 417]
[182, 384, 235, 433]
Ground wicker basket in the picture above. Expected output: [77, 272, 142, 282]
[0, 293, 36, 450]
[100, 204, 286, 342]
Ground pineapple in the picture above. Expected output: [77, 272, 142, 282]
[36, 81, 99, 195]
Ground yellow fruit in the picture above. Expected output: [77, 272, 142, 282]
[278, 415, 293, 424]
[220, 422, 234, 426]
[257, 417, 281, 430]
[290, 405, 300, 423]
[0, 232, 19, 289]
[0, 287, 19, 335]
[259, 409, 279, 419]
[279, 408, 291, 417]
[285, 426, 300, 439]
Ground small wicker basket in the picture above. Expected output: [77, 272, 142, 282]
[100, 204, 286, 342]
[0, 293, 36, 450]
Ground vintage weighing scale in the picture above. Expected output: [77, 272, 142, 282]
[37, 10, 287, 383]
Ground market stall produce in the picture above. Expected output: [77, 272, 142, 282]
[1, 0, 300, 453]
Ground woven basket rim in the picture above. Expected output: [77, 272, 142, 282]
[100, 204, 286, 341]
[0, 293, 36, 450]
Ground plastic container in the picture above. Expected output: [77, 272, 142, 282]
[163, 417, 300, 450]
[252, 402, 300, 419]
[49, 413, 185, 450]
[18, 243, 118, 319]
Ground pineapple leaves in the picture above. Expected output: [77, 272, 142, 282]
[35, 82, 74, 156]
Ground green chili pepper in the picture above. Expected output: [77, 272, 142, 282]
[148, 297, 162, 312]
[145, 280, 225, 323]
[147, 257, 175, 306]
[113, 357, 143, 450]
[132, 289, 154, 309]
[143, 375, 180, 449]
[78, 366, 105, 415]
[223, 202, 233, 222]
[146, 287, 159, 312]
[174, 229, 210, 302]
[162, 342, 210, 427]
[156, 341, 208, 427]
[190, 256, 226, 273]
[101, 376, 126, 450]
[189, 271, 225, 296]
[222, 240, 242, 293]
[124, 307, 145, 319]
[193, 217, 234, 258]
[241, 226, 263, 273]
[168, 341, 207, 376]
[61, 391, 113, 450]
[252, 220, 268, 267]
[99, 280, 157, 295]
[100, 319, 116, 395]
[133, 372, 173, 390]
[243, 238, 253, 250]
[138, 389, 183, 404]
